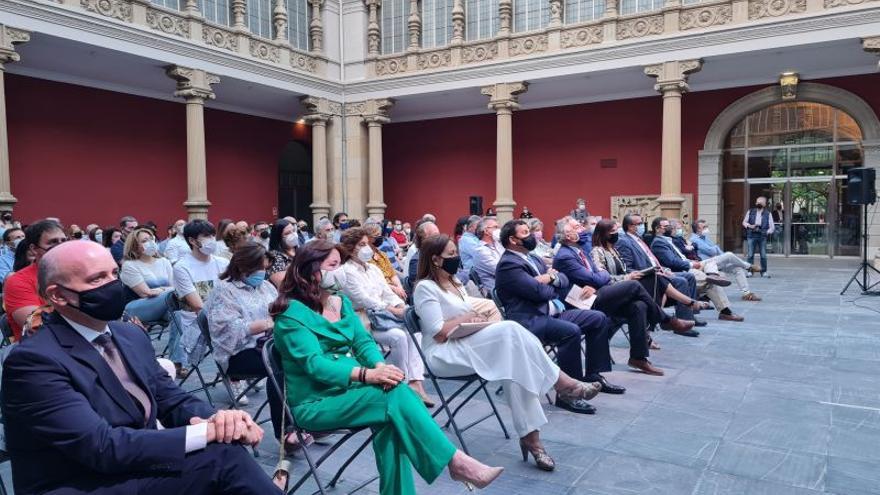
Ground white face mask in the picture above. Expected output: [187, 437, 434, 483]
[176, 225, 185, 235]
[491, 229, 501, 242]
[319, 268, 341, 291]
[284, 233, 299, 249]
[143, 240, 158, 257]
[701, 228, 710, 236]
[198, 238, 217, 256]
[11, 238, 22, 250]
[95, 232, 103, 244]
[357, 245, 374, 263]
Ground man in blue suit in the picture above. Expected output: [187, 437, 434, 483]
[553, 218, 695, 376]
[615, 214, 704, 328]
[495, 220, 617, 414]
[1, 241, 281, 495]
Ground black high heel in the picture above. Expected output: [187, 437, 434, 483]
[519, 440, 555, 471]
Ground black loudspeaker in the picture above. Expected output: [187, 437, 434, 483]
[469, 196, 483, 216]
[847, 167, 877, 205]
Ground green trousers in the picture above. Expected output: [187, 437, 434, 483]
[294, 383, 457, 495]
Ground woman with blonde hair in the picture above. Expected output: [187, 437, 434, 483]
[120, 227, 174, 322]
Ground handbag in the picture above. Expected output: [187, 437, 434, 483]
[366, 308, 406, 332]
[466, 296, 502, 322]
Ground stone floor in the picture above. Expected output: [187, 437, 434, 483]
[3, 256, 880, 494]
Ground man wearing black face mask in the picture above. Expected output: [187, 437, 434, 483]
[496, 220, 616, 414]
[742, 196, 774, 277]
[1, 241, 282, 495]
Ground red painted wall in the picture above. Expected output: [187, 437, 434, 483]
[384, 72, 880, 234]
[6, 74, 303, 228]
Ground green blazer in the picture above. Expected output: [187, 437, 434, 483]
[274, 294, 385, 408]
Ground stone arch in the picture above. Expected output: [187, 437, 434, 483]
[697, 82, 880, 260]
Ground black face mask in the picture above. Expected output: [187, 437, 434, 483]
[372, 236, 384, 247]
[520, 234, 538, 251]
[608, 233, 619, 244]
[440, 256, 461, 275]
[663, 229, 673, 237]
[61, 279, 127, 321]
[756, 204, 764, 209]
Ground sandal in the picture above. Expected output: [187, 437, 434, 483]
[649, 339, 661, 350]
[687, 299, 710, 311]
[283, 432, 314, 456]
[273, 459, 292, 492]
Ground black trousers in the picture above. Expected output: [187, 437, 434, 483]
[594, 280, 668, 360]
[638, 272, 695, 320]
[45, 443, 283, 495]
[529, 310, 611, 380]
[227, 348, 283, 439]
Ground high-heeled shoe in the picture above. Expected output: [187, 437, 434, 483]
[519, 440, 555, 471]
[557, 381, 601, 402]
[448, 451, 504, 490]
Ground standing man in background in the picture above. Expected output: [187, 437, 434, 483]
[743, 196, 774, 278]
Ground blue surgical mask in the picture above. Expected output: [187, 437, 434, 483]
[578, 231, 591, 244]
[244, 271, 266, 288]
[636, 224, 646, 236]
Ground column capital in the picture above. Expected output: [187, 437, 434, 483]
[481, 82, 529, 112]
[300, 96, 341, 123]
[0, 25, 30, 69]
[863, 36, 880, 69]
[362, 98, 395, 121]
[644, 59, 702, 94]
[166, 66, 220, 101]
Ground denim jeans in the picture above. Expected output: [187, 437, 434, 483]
[124, 293, 171, 323]
[746, 235, 768, 274]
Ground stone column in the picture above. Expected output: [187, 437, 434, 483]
[301, 96, 334, 224]
[0, 26, 29, 214]
[366, 0, 381, 57]
[184, 0, 201, 16]
[481, 82, 529, 224]
[166, 66, 219, 220]
[231, 0, 247, 29]
[498, 0, 512, 36]
[363, 99, 394, 219]
[645, 59, 702, 219]
[273, 0, 288, 42]
[408, 0, 421, 51]
[451, 0, 465, 45]
[309, 0, 325, 52]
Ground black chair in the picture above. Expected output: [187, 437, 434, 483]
[403, 307, 509, 455]
[261, 339, 377, 495]
[176, 312, 220, 407]
[0, 317, 12, 348]
[468, 269, 485, 297]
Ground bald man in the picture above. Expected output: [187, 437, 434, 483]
[1, 241, 282, 495]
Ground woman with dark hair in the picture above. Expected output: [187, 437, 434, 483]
[267, 218, 298, 287]
[11, 235, 33, 273]
[215, 218, 235, 259]
[337, 228, 432, 406]
[87, 225, 103, 244]
[590, 219, 705, 317]
[203, 241, 283, 428]
[102, 227, 122, 250]
[271, 240, 503, 495]
[413, 234, 601, 472]
[453, 216, 469, 245]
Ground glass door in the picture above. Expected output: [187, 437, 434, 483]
[789, 180, 830, 256]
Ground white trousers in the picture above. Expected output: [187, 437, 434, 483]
[704, 252, 752, 293]
[372, 327, 425, 382]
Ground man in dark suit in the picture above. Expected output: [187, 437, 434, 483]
[495, 220, 618, 414]
[552, 218, 695, 376]
[615, 214, 704, 328]
[1, 241, 281, 495]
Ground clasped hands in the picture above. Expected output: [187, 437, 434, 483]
[366, 363, 405, 391]
[190, 410, 264, 447]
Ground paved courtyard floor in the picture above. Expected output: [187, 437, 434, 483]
[4, 257, 880, 494]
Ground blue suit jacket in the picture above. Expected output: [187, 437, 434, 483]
[1, 314, 215, 495]
[552, 244, 611, 289]
[615, 233, 654, 272]
[495, 250, 569, 329]
[650, 236, 691, 272]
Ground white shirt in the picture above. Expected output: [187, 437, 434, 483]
[61, 316, 207, 453]
[339, 260, 404, 311]
[173, 253, 230, 302]
[742, 208, 776, 235]
[163, 235, 191, 265]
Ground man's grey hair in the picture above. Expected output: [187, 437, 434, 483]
[422, 213, 437, 223]
[467, 215, 482, 230]
[526, 218, 544, 232]
[314, 217, 333, 235]
[555, 217, 573, 242]
[119, 215, 137, 227]
[475, 217, 496, 239]
[692, 218, 707, 233]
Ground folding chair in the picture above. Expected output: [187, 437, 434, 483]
[159, 293, 184, 357]
[468, 269, 486, 297]
[0, 317, 12, 348]
[136, 290, 178, 345]
[403, 308, 509, 455]
[176, 312, 220, 408]
[261, 339, 377, 495]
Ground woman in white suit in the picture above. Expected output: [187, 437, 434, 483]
[412, 234, 600, 472]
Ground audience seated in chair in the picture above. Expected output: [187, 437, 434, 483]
[406, 220, 440, 283]
[471, 217, 503, 293]
[120, 227, 175, 325]
[690, 219, 762, 301]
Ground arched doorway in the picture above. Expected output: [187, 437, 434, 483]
[699, 83, 880, 259]
[278, 141, 312, 220]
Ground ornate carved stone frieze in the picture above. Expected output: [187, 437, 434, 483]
[748, 0, 805, 19]
[375, 55, 408, 76]
[249, 39, 281, 63]
[823, 0, 876, 8]
[0, 25, 30, 67]
[291, 51, 318, 72]
[417, 50, 452, 70]
[509, 34, 548, 56]
[462, 42, 498, 63]
[80, 0, 133, 22]
[203, 25, 239, 51]
[616, 15, 664, 39]
[679, 4, 733, 30]
[344, 101, 367, 115]
[610, 194, 694, 226]
[146, 8, 191, 38]
[560, 25, 603, 48]
[166, 66, 220, 101]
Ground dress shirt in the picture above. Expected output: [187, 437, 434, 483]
[628, 233, 661, 267]
[458, 232, 481, 271]
[61, 316, 208, 453]
[661, 236, 690, 261]
[508, 250, 563, 315]
[0, 248, 14, 281]
[741, 209, 776, 234]
[689, 233, 723, 260]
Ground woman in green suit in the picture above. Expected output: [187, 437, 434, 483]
[270, 240, 503, 495]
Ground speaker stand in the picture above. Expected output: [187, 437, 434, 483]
[841, 203, 880, 296]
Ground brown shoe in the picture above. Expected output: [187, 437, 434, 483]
[705, 274, 732, 287]
[628, 358, 665, 376]
[742, 292, 762, 301]
[749, 264, 762, 273]
[660, 317, 696, 333]
[719, 312, 744, 322]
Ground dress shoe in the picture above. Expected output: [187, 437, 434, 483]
[628, 358, 665, 376]
[674, 328, 700, 337]
[761, 272, 771, 278]
[590, 375, 626, 394]
[693, 318, 707, 327]
[742, 292, 762, 301]
[749, 264, 762, 273]
[554, 395, 596, 414]
[719, 312, 744, 322]
[705, 274, 732, 287]
[660, 317, 695, 333]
